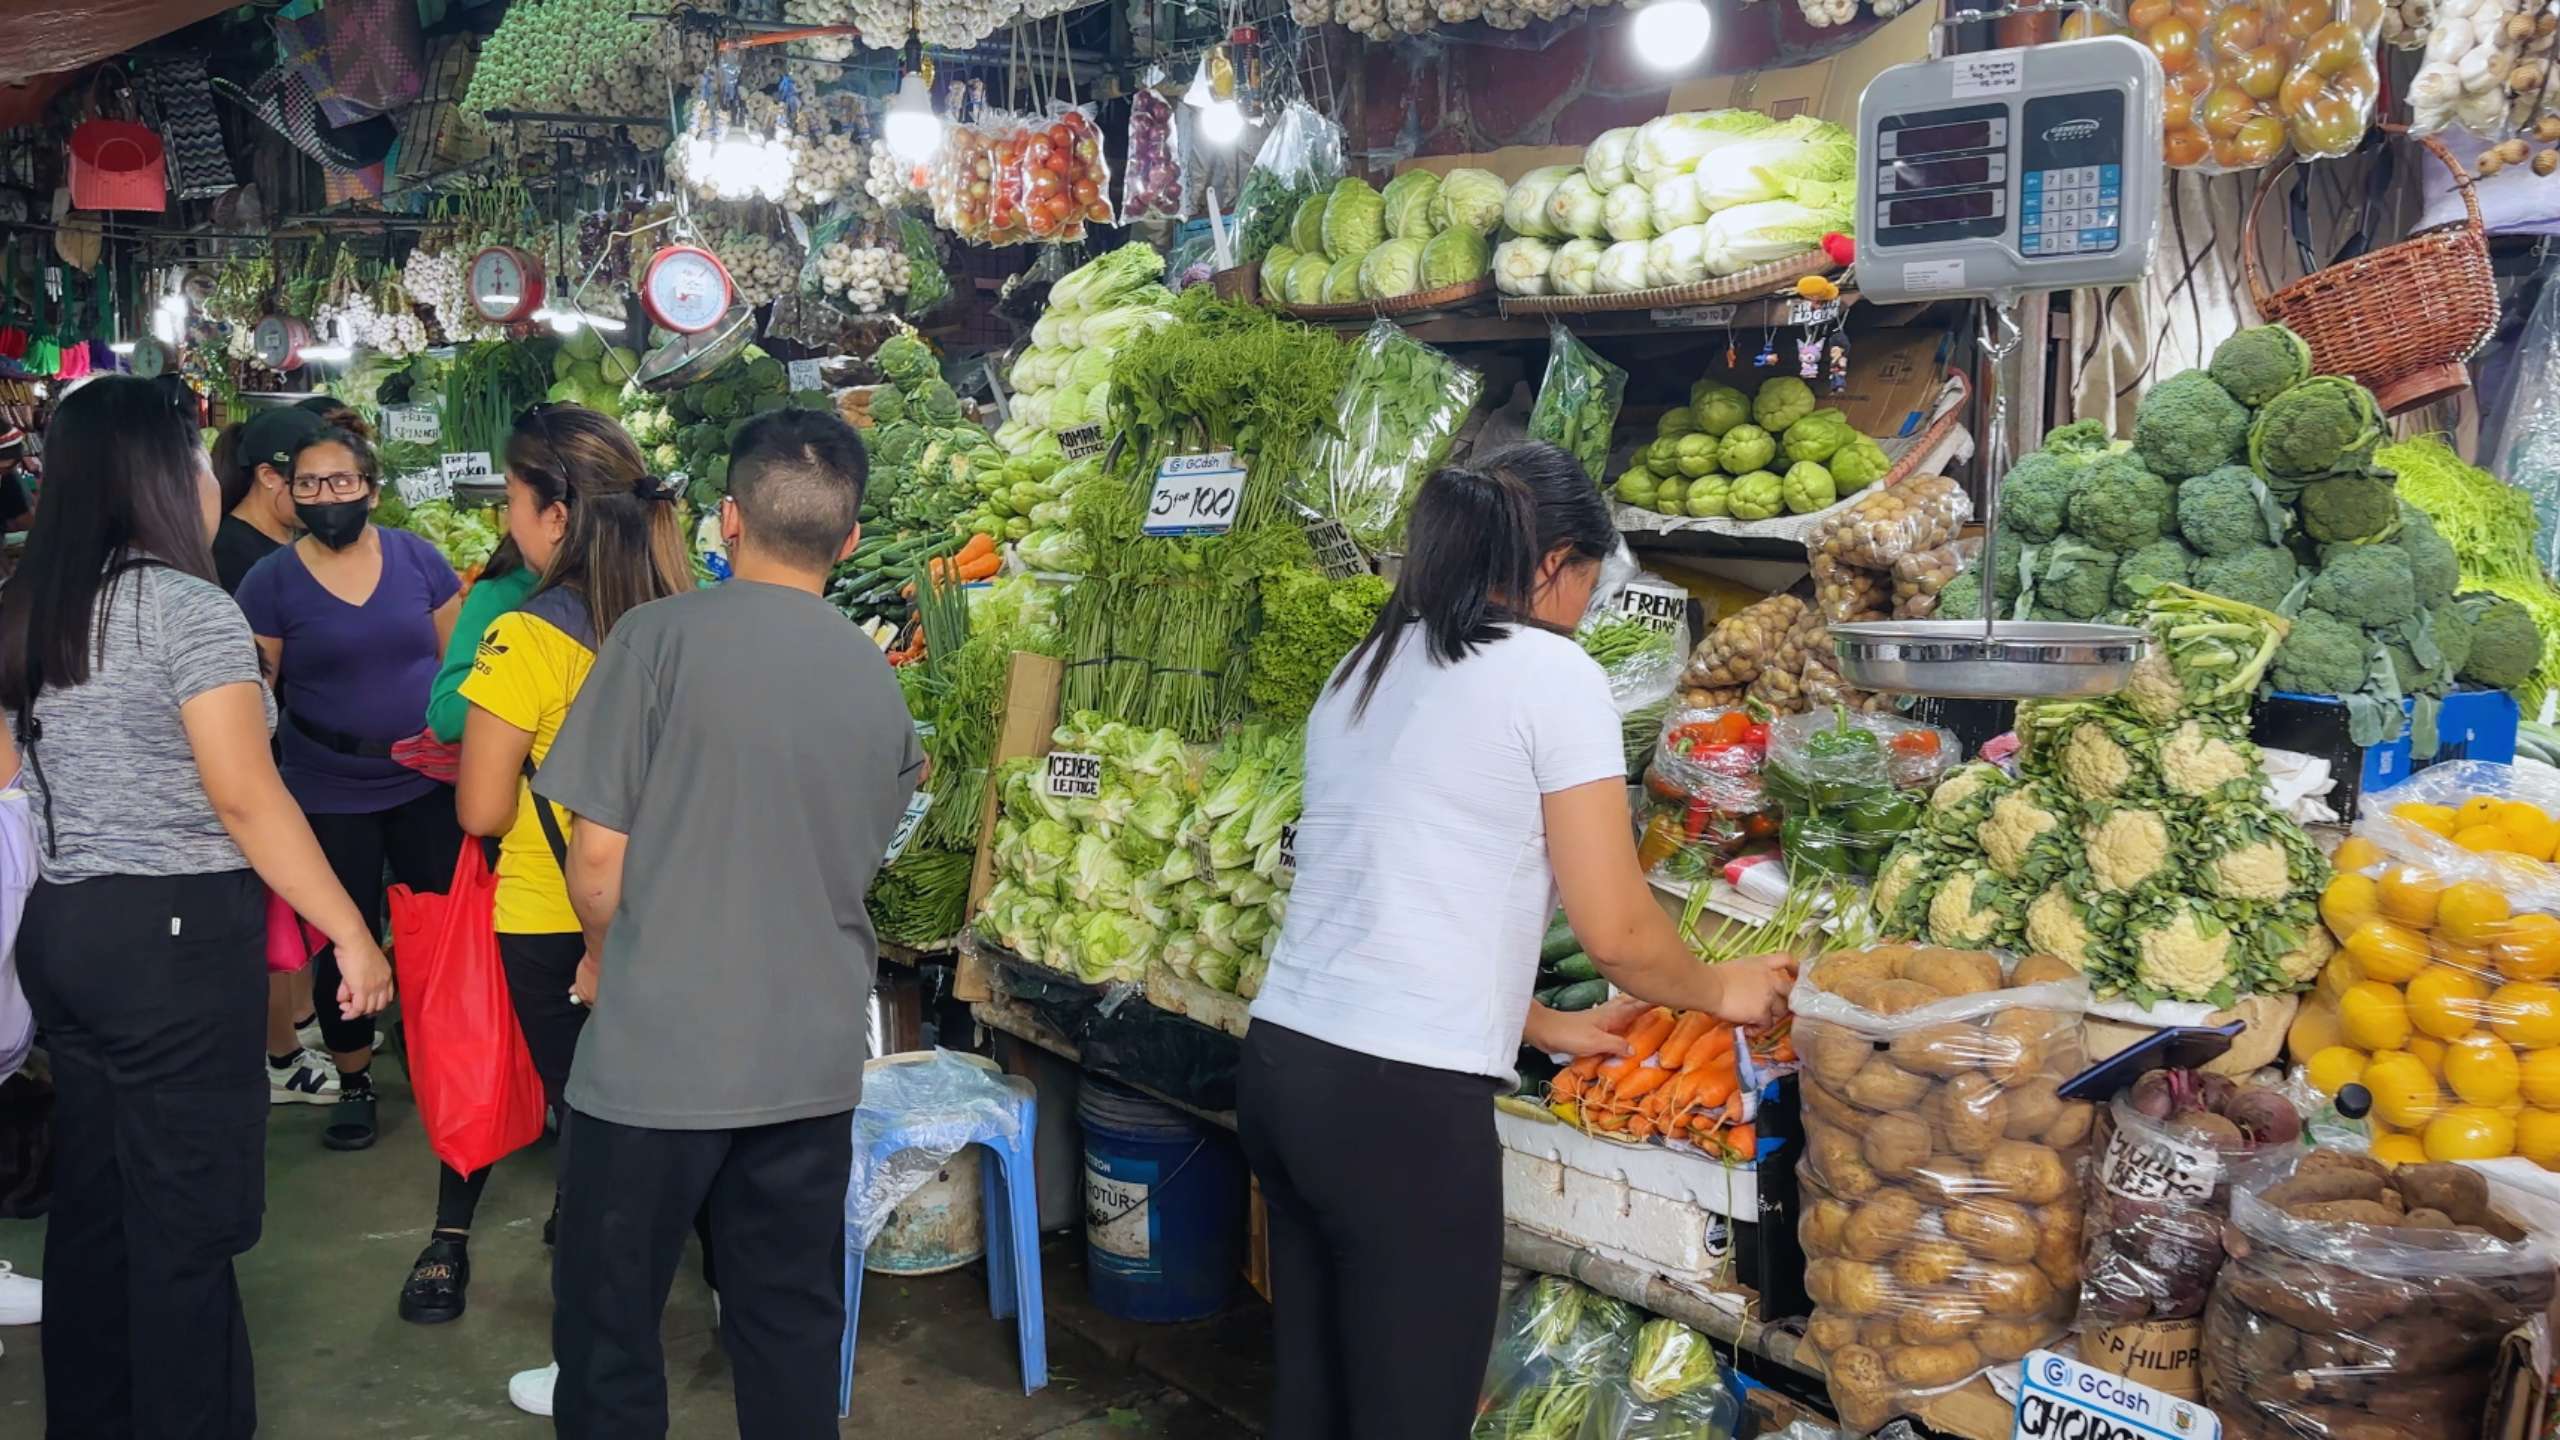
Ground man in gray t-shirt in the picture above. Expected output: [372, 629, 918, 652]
[535, 410, 920, 1438]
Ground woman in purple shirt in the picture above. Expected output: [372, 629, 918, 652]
[237, 425, 464, 1152]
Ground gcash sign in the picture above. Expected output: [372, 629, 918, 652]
[2013, 1350, 2220, 1440]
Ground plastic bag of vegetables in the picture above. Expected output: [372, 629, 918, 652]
[1472, 1277, 1645, 1440]
[1234, 100, 1345, 266]
[1529, 322, 1628, 485]
[1120, 78, 1185, 223]
[1298, 321, 1483, 552]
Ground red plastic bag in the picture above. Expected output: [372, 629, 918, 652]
[389, 845, 545, 1176]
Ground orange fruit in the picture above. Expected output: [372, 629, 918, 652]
[2521, 1048, 2560, 1108]
[2331, 835, 2384, 873]
[2289, 998, 2344, 1058]
[2425, 1105, 2518, 1161]
[2318, 950, 2364, 1002]
[2437, 881, 2514, 946]
[2444, 1033, 2521, 1105]
[2344, 919, 2432, 983]
[2372, 1133, 2428, 1166]
[2408, 964, 2489, 1039]
[2393, 801, 2460, 838]
[2519, 1108, 2560, 1168]
[2406, 1032, 2449, 1073]
[2304, 1044, 2366, 1095]
[2378, 865, 2445, 928]
[2497, 801, 2560, 861]
[2491, 981, 2560, 1048]
[2338, 980, 2413, 1051]
[2321, 872, 2380, 937]
[2363, 1051, 2441, 1129]
[2461, 795, 2505, 830]
[2456, 824, 2519, 855]
[2496, 912, 2560, 980]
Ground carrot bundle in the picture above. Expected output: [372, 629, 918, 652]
[1551, 1005, 1752, 1158]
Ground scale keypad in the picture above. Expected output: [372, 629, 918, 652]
[2019, 165, 2122, 256]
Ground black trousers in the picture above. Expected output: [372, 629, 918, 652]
[305, 785, 464, 1055]
[434, 931, 588, 1231]
[552, 1107, 850, 1439]
[16, 868, 267, 1440]
[1237, 1022, 1504, 1440]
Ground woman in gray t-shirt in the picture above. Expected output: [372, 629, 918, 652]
[0, 376, 392, 1440]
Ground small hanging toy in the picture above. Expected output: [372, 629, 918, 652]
[1828, 337, 1852, 392]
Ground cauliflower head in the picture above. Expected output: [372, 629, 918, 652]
[1981, 786, 2067, 881]
[1929, 761, 2013, 824]
[2024, 885, 2095, 971]
[2155, 720, 2257, 800]
[1871, 842, 1939, 935]
[2054, 718, 2142, 803]
[2268, 916, 2336, 985]
[1926, 864, 2016, 947]
[2129, 898, 2236, 1002]
[2207, 841, 2293, 902]
[2084, 806, 2172, 893]
[2117, 649, 2186, 726]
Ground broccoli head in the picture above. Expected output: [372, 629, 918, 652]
[1998, 450, 2085, 544]
[2431, 599, 2476, 676]
[876, 332, 935, 387]
[2248, 375, 2383, 481]
[1936, 569, 1982, 620]
[2297, 472, 2398, 544]
[2395, 502, 2460, 609]
[2383, 639, 2443, 695]
[2459, 595, 2546, 690]
[2191, 543, 2301, 612]
[2067, 462, 2176, 552]
[2132, 370, 2251, 481]
[2114, 537, 2198, 610]
[2206, 324, 2314, 407]
[2176, 464, 2281, 556]
[2042, 419, 2115, 457]
[869, 387, 908, 425]
[2270, 607, 2368, 695]
[2306, 542, 2416, 627]
[1988, 530, 2023, 606]
[2036, 541, 2120, 620]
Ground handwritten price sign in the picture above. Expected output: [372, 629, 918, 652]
[1143, 451, 1247, 537]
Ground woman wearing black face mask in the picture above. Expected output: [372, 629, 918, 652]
[235, 426, 466, 1150]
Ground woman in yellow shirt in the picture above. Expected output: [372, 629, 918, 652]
[395, 403, 689, 1330]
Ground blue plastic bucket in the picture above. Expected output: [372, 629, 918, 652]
[1077, 1077, 1245, 1322]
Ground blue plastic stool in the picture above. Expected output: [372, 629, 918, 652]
[840, 1052, 1047, 1413]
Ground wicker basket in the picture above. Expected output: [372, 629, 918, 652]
[1498, 251, 1839, 316]
[1279, 274, 1494, 323]
[2242, 132, 2498, 415]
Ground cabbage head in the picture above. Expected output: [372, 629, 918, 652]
[1704, 197, 1850, 275]
[1321, 254, 1366, 304]
[1650, 173, 1708, 233]
[1545, 173, 1610, 239]
[1431, 167, 1507, 237]
[1697, 118, 1859, 212]
[1549, 238, 1606, 297]
[1381, 169, 1442, 241]
[1603, 183, 1657, 242]
[1493, 237, 1558, 296]
[1503, 166, 1579, 239]
[1285, 253, 1333, 305]
[1646, 224, 1709, 287]
[1289, 193, 1330, 256]
[1418, 226, 1490, 288]
[1258, 245, 1298, 303]
[1321, 177, 1387, 260]
[1631, 109, 1777, 188]
[1358, 236, 1427, 300]
[1585, 126, 1640, 190]
[1594, 240, 1653, 294]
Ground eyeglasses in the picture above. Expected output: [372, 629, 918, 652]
[290, 472, 371, 500]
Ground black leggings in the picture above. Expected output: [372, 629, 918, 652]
[1236, 1022, 1504, 1440]
[434, 931, 588, 1231]
[305, 785, 465, 1057]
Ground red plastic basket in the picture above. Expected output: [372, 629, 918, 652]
[68, 121, 165, 213]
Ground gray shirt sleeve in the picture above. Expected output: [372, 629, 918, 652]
[150, 569, 263, 707]
[533, 624, 659, 832]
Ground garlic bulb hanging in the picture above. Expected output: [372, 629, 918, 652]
[812, 240, 912, 313]
[709, 231, 797, 306]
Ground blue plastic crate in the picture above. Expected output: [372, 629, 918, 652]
[2255, 687, 2520, 817]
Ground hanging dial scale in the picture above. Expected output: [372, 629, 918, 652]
[468, 245, 546, 325]
[640, 246, 735, 335]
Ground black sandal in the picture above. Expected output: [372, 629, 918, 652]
[322, 1088, 377, 1152]
[398, 1236, 470, 1325]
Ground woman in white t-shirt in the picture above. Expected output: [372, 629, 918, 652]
[1242, 442, 1795, 1440]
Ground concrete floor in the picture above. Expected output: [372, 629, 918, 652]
[0, 1053, 1270, 1439]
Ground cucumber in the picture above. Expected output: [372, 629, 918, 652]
[1533, 984, 1564, 1007]
[1550, 979, 1611, 1011]
[1553, 952, 1600, 983]
[1538, 914, 1580, 963]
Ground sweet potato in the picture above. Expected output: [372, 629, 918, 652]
[1902, 947, 2003, 997]
[2391, 1163, 2493, 1228]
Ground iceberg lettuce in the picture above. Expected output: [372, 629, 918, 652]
[1431, 167, 1508, 237]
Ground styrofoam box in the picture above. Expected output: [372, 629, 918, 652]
[1496, 1105, 1759, 1293]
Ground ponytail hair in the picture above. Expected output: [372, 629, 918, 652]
[1333, 440, 1616, 719]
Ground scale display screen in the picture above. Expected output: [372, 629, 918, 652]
[1854, 37, 2163, 301]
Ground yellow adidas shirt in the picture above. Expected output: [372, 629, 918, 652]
[459, 587, 595, 935]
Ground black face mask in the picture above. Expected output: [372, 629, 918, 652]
[295, 499, 369, 550]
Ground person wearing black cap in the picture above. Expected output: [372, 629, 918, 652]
[209, 403, 333, 595]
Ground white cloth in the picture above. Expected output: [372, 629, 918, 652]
[1249, 624, 1624, 1081]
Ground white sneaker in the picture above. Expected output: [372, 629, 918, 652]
[294, 1018, 387, 1054]
[508, 1362, 557, 1417]
[268, 1050, 341, 1106]
[0, 1262, 40, 1326]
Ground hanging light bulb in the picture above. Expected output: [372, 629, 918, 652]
[1631, 0, 1713, 69]
[884, 59, 942, 164]
[1201, 98, 1246, 146]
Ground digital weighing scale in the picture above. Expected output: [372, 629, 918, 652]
[1831, 35, 2166, 700]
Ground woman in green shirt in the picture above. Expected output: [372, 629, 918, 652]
[425, 542, 538, 744]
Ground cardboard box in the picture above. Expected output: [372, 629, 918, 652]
[1669, 2, 1939, 127]
[2083, 1317, 2203, 1401]
[2486, 1318, 2551, 1440]
[1397, 144, 1586, 184]
[1829, 327, 1958, 443]
[956, 651, 1063, 1003]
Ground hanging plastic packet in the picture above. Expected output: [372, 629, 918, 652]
[1023, 102, 1114, 243]
[1296, 320, 1481, 553]
[1120, 72, 1185, 223]
[1232, 100, 1345, 268]
[1528, 322, 1629, 486]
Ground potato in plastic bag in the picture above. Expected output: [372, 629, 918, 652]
[1682, 592, 1806, 690]
[1809, 473, 1970, 573]
[1810, 549, 1891, 625]
[1893, 537, 1980, 620]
